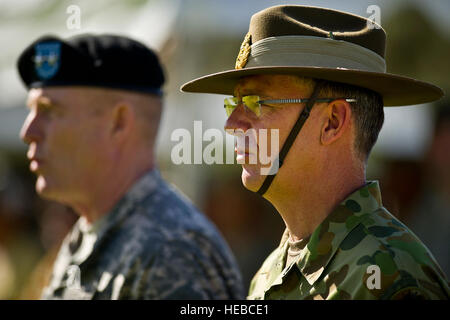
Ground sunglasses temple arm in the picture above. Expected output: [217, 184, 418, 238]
[259, 98, 356, 104]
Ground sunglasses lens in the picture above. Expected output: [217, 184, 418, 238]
[224, 97, 238, 117]
[242, 95, 261, 117]
[224, 96, 261, 117]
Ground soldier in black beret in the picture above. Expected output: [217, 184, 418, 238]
[18, 33, 244, 300]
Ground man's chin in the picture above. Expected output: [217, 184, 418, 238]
[35, 176, 55, 199]
[241, 166, 264, 193]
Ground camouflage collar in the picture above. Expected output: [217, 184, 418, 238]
[68, 168, 163, 265]
[284, 181, 383, 286]
[92, 168, 162, 238]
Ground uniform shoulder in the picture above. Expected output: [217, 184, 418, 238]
[119, 176, 221, 242]
[114, 178, 240, 273]
[335, 207, 449, 299]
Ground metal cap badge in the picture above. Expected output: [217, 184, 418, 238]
[235, 33, 251, 69]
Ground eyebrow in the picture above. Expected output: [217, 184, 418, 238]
[234, 86, 269, 98]
[234, 81, 273, 98]
[26, 95, 56, 110]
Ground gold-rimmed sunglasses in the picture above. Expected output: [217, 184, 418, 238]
[224, 96, 357, 117]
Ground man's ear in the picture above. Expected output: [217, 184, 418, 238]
[320, 99, 352, 145]
[109, 101, 134, 141]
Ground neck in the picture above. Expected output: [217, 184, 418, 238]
[264, 154, 365, 241]
[71, 151, 155, 224]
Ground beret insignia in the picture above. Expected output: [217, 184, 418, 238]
[34, 42, 61, 80]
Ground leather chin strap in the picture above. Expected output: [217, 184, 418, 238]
[256, 80, 325, 196]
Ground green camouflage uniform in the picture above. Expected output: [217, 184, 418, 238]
[248, 181, 450, 300]
[41, 169, 244, 299]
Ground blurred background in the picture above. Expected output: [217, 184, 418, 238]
[0, 0, 449, 299]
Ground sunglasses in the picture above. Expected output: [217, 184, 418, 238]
[224, 95, 357, 117]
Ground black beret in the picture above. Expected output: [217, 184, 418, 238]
[17, 33, 165, 95]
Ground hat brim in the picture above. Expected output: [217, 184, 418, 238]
[181, 66, 443, 106]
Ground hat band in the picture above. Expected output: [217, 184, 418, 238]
[245, 35, 386, 73]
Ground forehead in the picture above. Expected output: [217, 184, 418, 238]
[27, 87, 75, 107]
[26, 86, 106, 110]
[233, 74, 313, 96]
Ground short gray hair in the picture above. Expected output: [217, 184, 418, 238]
[317, 80, 384, 161]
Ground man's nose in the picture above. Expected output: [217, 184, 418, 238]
[224, 103, 253, 133]
[20, 111, 43, 145]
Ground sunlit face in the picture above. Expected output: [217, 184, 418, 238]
[224, 74, 318, 193]
[20, 87, 114, 204]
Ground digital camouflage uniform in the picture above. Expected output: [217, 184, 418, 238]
[248, 181, 450, 300]
[41, 169, 245, 299]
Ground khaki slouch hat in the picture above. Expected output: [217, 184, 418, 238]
[181, 5, 443, 106]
